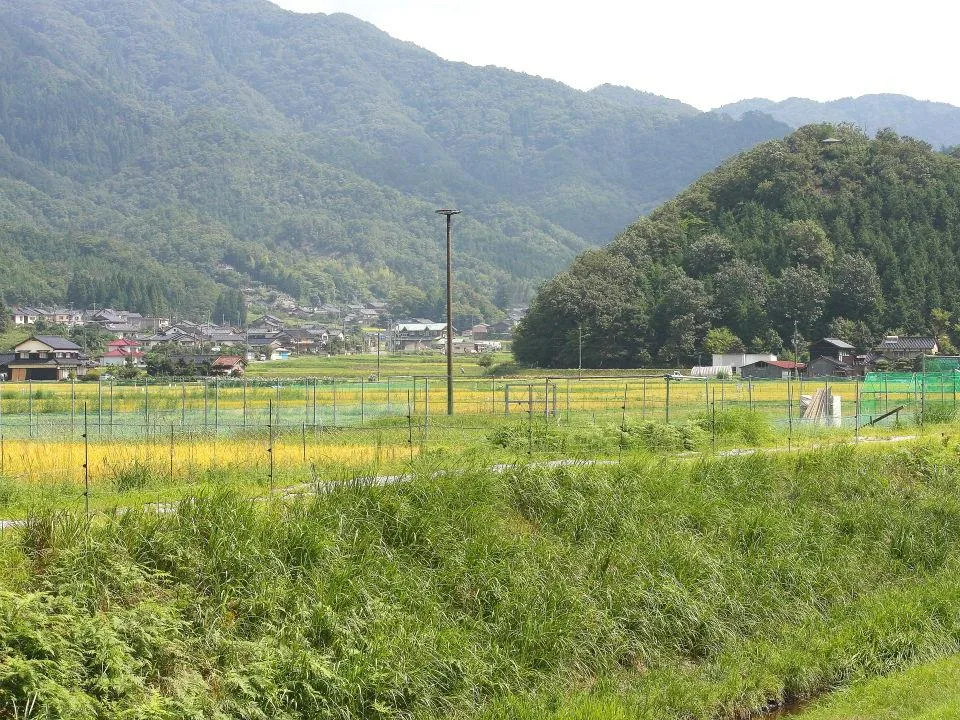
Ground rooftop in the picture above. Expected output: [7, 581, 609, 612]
[31, 336, 83, 351]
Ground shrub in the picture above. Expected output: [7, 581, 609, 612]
[109, 459, 157, 493]
[696, 407, 774, 445]
[620, 420, 707, 451]
[487, 361, 522, 377]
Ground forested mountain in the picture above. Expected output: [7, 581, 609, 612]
[717, 94, 960, 150]
[0, 0, 790, 320]
[514, 125, 960, 368]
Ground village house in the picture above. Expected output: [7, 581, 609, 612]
[739, 359, 805, 380]
[388, 321, 448, 352]
[10, 307, 42, 326]
[488, 319, 515, 338]
[807, 356, 857, 378]
[276, 328, 316, 355]
[211, 356, 246, 377]
[41, 308, 85, 326]
[807, 338, 857, 377]
[8, 336, 88, 381]
[100, 338, 145, 368]
[874, 336, 939, 362]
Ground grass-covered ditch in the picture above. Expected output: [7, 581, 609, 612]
[3, 441, 960, 718]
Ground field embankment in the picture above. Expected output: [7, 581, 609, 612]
[3, 442, 960, 718]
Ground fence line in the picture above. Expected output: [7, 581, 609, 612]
[1, 373, 946, 442]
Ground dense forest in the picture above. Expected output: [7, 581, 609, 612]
[514, 125, 960, 367]
[0, 0, 790, 320]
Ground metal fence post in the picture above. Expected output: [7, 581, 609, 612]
[71, 376, 76, 436]
[619, 383, 628, 462]
[527, 384, 533, 455]
[665, 377, 671, 424]
[83, 402, 90, 521]
[143, 377, 149, 432]
[787, 375, 793, 451]
[641, 377, 646, 421]
[855, 376, 861, 440]
[268, 398, 274, 491]
[711, 387, 717, 453]
[407, 390, 413, 461]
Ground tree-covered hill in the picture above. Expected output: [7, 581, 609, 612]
[514, 125, 960, 368]
[0, 0, 790, 318]
[717, 94, 960, 150]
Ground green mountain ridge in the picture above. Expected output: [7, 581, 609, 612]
[514, 124, 960, 368]
[0, 0, 790, 319]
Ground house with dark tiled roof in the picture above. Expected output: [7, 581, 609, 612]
[808, 337, 858, 377]
[9, 336, 88, 381]
[874, 336, 938, 362]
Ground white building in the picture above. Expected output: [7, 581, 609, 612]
[711, 353, 778, 375]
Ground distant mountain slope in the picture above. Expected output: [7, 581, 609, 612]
[587, 84, 700, 117]
[0, 0, 790, 319]
[717, 94, 960, 149]
[514, 125, 960, 368]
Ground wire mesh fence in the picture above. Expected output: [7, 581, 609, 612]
[0, 372, 945, 441]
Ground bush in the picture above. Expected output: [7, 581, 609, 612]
[109, 459, 157, 493]
[486, 361, 522, 377]
[620, 420, 707, 452]
[695, 407, 774, 445]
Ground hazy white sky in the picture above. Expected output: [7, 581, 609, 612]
[267, 0, 959, 110]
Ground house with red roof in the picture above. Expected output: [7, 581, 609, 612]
[100, 338, 145, 368]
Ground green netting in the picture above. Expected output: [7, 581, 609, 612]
[923, 356, 960, 373]
[861, 370, 960, 417]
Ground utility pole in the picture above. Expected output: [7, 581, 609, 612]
[436, 209, 461, 415]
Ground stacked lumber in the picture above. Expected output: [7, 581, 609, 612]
[802, 388, 831, 422]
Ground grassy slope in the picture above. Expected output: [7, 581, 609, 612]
[3, 442, 960, 717]
[797, 655, 960, 719]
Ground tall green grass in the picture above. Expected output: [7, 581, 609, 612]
[3, 442, 960, 718]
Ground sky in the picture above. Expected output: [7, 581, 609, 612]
[267, 0, 960, 111]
